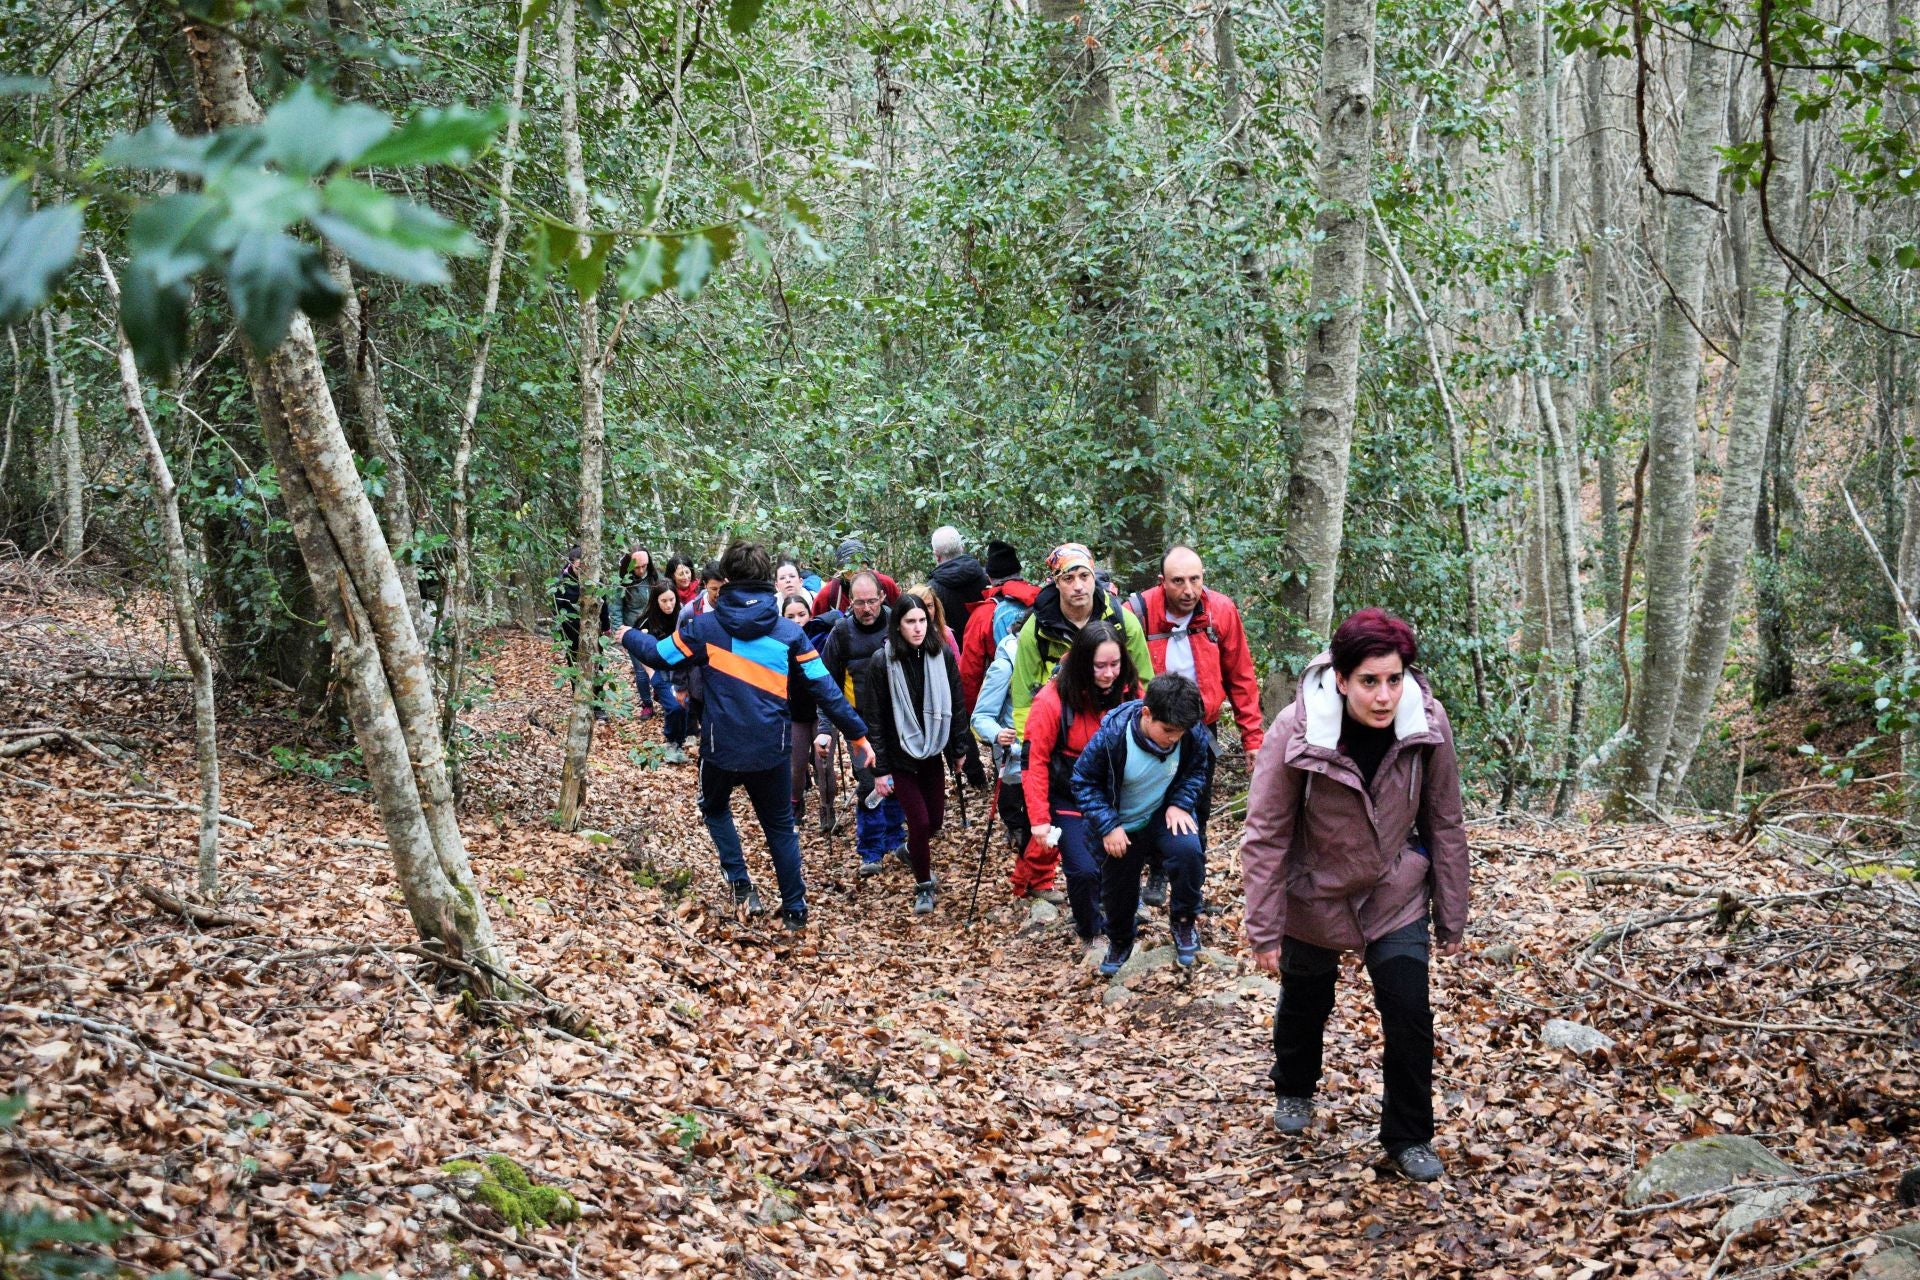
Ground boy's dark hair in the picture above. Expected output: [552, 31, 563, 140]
[702, 555, 733, 584]
[1143, 672, 1204, 730]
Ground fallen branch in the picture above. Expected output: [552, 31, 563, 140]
[136, 883, 266, 931]
[106, 800, 253, 829]
[443, 1207, 571, 1262]
[1572, 959, 1892, 1037]
[0, 1003, 333, 1103]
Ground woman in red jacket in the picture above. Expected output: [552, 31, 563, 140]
[1019, 621, 1142, 947]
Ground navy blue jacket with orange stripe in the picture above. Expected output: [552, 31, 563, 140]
[619, 580, 871, 772]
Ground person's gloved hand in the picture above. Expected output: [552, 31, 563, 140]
[963, 756, 988, 789]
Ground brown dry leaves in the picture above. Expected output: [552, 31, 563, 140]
[1, 572, 1915, 1278]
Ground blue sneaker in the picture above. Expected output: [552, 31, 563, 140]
[1172, 919, 1200, 967]
[1097, 944, 1133, 978]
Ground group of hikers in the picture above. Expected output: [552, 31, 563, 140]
[556, 530, 1470, 1182]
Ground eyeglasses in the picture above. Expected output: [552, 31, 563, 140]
[851, 596, 883, 607]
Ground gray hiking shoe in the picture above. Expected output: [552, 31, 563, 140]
[858, 857, 886, 879]
[1142, 870, 1169, 908]
[1272, 1095, 1314, 1134]
[912, 881, 936, 915]
[731, 881, 768, 917]
[1389, 1143, 1445, 1183]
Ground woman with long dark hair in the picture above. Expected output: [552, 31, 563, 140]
[783, 592, 840, 828]
[636, 579, 691, 762]
[1020, 620, 1142, 945]
[861, 593, 966, 916]
[620, 547, 660, 718]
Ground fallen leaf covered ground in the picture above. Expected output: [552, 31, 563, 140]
[2, 566, 1916, 1279]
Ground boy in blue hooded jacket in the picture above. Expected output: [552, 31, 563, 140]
[1071, 672, 1212, 975]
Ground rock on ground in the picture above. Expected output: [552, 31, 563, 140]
[1625, 1136, 1796, 1207]
[1542, 1018, 1616, 1054]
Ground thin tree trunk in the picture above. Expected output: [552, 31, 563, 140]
[1371, 203, 1488, 716]
[46, 57, 85, 562]
[1276, 0, 1376, 657]
[1215, 0, 1288, 401]
[326, 248, 423, 643]
[1586, 53, 1620, 591]
[181, 19, 502, 974]
[100, 254, 221, 896]
[444, 5, 533, 783]
[1, 327, 19, 489]
[1611, 34, 1729, 813]
[1661, 114, 1802, 801]
[554, 0, 608, 831]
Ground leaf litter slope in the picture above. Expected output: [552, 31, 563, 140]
[0, 576, 1913, 1278]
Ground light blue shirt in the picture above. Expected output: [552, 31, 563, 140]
[970, 633, 1021, 782]
[1116, 720, 1180, 832]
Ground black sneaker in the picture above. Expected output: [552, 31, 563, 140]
[1272, 1095, 1314, 1134]
[731, 881, 768, 917]
[1389, 1143, 1444, 1182]
[1143, 870, 1169, 908]
[779, 906, 809, 932]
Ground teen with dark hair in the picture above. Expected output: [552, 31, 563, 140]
[637, 580, 691, 762]
[1018, 621, 1143, 942]
[860, 593, 967, 916]
[614, 541, 875, 929]
[1070, 672, 1212, 976]
[1238, 607, 1468, 1184]
[620, 547, 661, 719]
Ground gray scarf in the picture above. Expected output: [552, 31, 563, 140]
[884, 646, 952, 761]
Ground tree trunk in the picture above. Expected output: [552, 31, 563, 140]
[1276, 0, 1376, 657]
[1214, 0, 1288, 402]
[326, 248, 423, 643]
[1586, 53, 1620, 592]
[181, 19, 502, 974]
[444, 5, 533, 788]
[1610, 34, 1729, 814]
[1660, 113, 1801, 801]
[45, 58, 85, 562]
[554, 0, 608, 831]
[101, 255, 221, 896]
[1753, 310, 1802, 706]
[1039, 0, 1161, 586]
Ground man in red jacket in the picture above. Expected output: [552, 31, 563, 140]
[1125, 545, 1266, 906]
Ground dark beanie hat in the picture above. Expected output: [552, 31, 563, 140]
[983, 540, 1021, 582]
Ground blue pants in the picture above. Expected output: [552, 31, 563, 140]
[627, 649, 655, 709]
[855, 794, 906, 863]
[698, 759, 805, 913]
[650, 667, 687, 744]
[1096, 807, 1206, 952]
[1052, 812, 1107, 942]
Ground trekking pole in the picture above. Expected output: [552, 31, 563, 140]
[951, 757, 970, 830]
[965, 777, 999, 924]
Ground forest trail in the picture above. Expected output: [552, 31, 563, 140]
[3, 571, 1914, 1279]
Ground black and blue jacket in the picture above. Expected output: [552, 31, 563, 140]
[620, 581, 870, 773]
[1069, 700, 1212, 838]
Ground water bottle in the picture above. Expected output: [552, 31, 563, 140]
[853, 763, 885, 809]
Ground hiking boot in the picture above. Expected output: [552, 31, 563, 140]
[1389, 1143, 1445, 1183]
[1172, 918, 1200, 967]
[662, 745, 688, 764]
[818, 807, 841, 835]
[1272, 1095, 1314, 1134]
[779, 906, 809, 932]
[731, 881, 767, 917]
[1143, 870, 1169, 908]
[1097, 944, 1133, 978]
[889, 845, 912, 871]
[912, 881, 936, 915]
[857, 857, 887, 879]
[1029, 888, 1066, 906]
[638, 704, 656, 720]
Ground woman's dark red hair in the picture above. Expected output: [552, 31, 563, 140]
[1330, 608, 1418, 676]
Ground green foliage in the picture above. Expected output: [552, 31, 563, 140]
[440, 1156, 579, 1235]
[0, 1095, 129, 1279]
[0, 178, 83, 327]
[268, 743, 369, 792]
